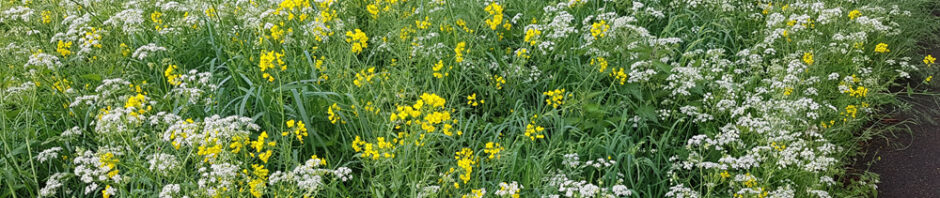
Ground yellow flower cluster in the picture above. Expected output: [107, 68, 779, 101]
[124, 93, 152, 118]
[610, 67, 628, 85]
[491, 75, 506, 90]
[543, 89, 566, 108]
[455, 148, 476, 184]
[845, 86, 868, 98]
[52, 78, 71, 93]
[456, 19, 474, 33]
[524, 114, 545, 141]
[164, 64, 181, 86]
[802, 52, 814, 65]
[99, 152, 120, 179]
[416, 16, 431, 29]
[41, 10, 51, 24]
[484, 2, 505, 30]
[248, 163, 269, 197]
[328, 103, 345, 124]
[353, 67, 376, 87]
[874, 43, 889, 53]
[282, 120, 308, 143]
[524, 27, 542, 46]
[56, 40, 72, 57]
[466, 93, 484, 107]
[843, 105, 858, 120]
[390, 93, 461, 136]
[455, 42, 467, 63]
[590, 20, 610, 39]
[463, 188, 485, 198]
[259, 50, 286, 82]
[848, 10, 861, 20]
[483, 142, 503, 159]
[591, 57, 608, 72]
[524, 122, 545, 141]
[346, 29, 369, 54]
[433, 60, 450, 78]
[352, 136, 397, 160]
[515, 48, 530, 59]
[249, 131, 276, 163]
[924, 54, 936, 65]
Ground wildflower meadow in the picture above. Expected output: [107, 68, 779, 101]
[1, 0, 938, 197]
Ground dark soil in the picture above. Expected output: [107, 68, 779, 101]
[851, 53, 940, 198]
[864, 91, 940, 198]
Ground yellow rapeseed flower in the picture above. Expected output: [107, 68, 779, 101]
[874, 43, 889, 53]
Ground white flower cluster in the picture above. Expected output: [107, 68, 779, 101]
[159, 184, 188, 198]
[133, 43, 168, 60]
[39, 172, 68, 197]
[494, 181, 522, 197]
[104, 9, 145, 33]
[37, 147, 63, 163]
[1, 6, 33, 22]
[168, 69, 219, 105]
[544, 153, 630, 198]
[197, 163, 239, 197]
[148, 153, 180, 173]
[268, 157, 352, 194]
[72, 150, 122, 195]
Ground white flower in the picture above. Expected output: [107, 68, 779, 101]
[611, 185, 632, 196]
[37, 147, 63, 163]
[333, 167, 352, 182]
[578, 183, 599, 197]
[149, 153, 179, 173]
[494, 181, 522, 197]
[132, 43, 167, 60]
[159, 184, 181, 198]
[39, 172, 68, 197]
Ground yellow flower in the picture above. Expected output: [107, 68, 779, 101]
[328, 103, 344, 124]
[491, 75, 506, 90]
[483, 142, 503, 159]
[345, 29, 369, 54]
[927, 76, 933, 83]
[848, 10, 861, 20]
[455, 148, 476, 183]
[524, 27, 542, 46]
[259, 50, 285, 82]
[416, 16, 431, 29]
[466, 93, 484, 107]
[353, 67, 376, 87]
[524, 123, 545, 141]
[543, 89, 566, 108]
[151, 11, 163, 24]
[484, 2, 504, 30]
[455, 42, 467, 63]
[924, 55, 935, 65]
[802, 52, 814, 65]
[102, 185, 111, 198]
[590, 20, 610, 39]
[56, 40, 72, 57]
[41, 10, 52, 24]
[591, 57, 608, 72]
[515, 48, 530, 59]
[367, 4, 379, 18]
[164, 64, 181, 86]
[432, 60, 448, 78]
[874, 43, 889, 53]
[285, 120, 308, 143]
[610, 67, 628, 85]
